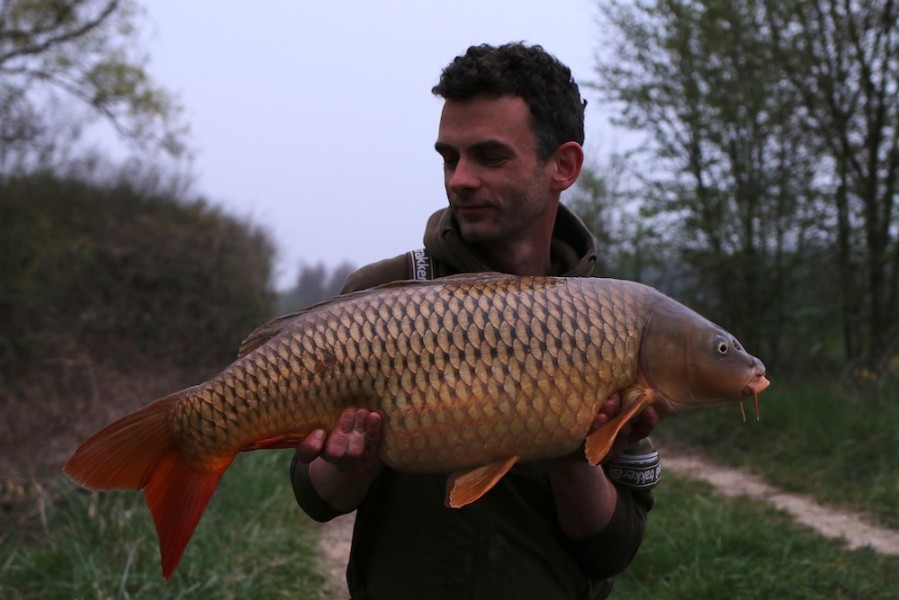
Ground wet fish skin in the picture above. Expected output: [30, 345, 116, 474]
[174, 275, 647, 472]
[63, 274, 769, 579]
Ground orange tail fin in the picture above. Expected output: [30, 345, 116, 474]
[63, 392, 233, 580]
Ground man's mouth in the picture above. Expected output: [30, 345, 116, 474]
[452, 203, 494, 218]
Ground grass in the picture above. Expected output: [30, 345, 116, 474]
[0, 451, 326, 599]
[614, 475, 899, 599]
[3, 378, 897, 598]
[654, 376, 899, 528]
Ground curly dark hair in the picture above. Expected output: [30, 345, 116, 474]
[432, 42, 586, 160]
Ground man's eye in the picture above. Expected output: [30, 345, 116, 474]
[480, 155, 506, 166]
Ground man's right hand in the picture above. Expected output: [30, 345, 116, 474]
[295, 407, 384, 512]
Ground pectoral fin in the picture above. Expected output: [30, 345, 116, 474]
[445, 456, 520, 508]
[585, 390, 655, 465]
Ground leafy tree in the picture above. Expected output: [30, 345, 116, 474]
[0, 0, 187, 174]
[565, 154, 674, 285]
[763, 0, 899, 362]
[593, 0, 843, 362]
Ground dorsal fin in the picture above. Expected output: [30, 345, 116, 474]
[237, 312, 304, 357]
[438, 272, 506, 281]
[236, 283, 418, 357]
[237, 272, 511, 357]
[373, 272, 508, 290]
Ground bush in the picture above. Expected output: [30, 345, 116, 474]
[0, 169, 277, 480]
[0, 171, 276, 374]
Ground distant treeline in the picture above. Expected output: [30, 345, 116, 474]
[277, 261, 356, 317]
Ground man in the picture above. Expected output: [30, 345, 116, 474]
[291, 42, 660, 599]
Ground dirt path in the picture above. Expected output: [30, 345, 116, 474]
[315, 449, 899, 595]
[316, 514, 355, 599]
[656, 446, 899, 556]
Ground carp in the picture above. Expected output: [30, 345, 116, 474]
[64, 273, 770, 579]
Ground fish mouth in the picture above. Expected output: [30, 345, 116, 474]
[739, 373, 770, 422]
[743, 374, 770, 397]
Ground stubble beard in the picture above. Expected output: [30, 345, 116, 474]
[452, 183, 547, 247]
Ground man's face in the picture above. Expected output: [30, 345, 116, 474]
[434, 96, 555, 245]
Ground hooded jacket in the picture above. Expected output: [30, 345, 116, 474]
[291, 205, 656, 600]
[342, 204, 597, 290]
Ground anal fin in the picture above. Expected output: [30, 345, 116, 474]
[585, 390, 655, 465]
[445, 456, 520, 508]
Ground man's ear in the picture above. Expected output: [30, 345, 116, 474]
[549, 141, 584, 192]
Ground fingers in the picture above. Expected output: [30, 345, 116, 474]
[326, 408, 377, 456]
[589, 393, 659, 462]
[599, 393, 621, 417]
[293, 407, 383, 472]
[629, 406, 659, 441]
[588, 392, 622, 432]
[295, 429, 326, 463]
[320, 407, 383, 472]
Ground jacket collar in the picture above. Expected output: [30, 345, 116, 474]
[423, 204, 597, 277]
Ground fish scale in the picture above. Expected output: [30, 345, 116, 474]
[64, 273, 770, 580]
[174, 276, 642, 471]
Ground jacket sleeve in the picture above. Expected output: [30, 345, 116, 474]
[564, 438, 660, 579]
[289, 452, 351, 523]
[563, 484, 655, 579]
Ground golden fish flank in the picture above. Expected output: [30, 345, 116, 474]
[190, 277, 644, 469]
[64, 273, 769, 580]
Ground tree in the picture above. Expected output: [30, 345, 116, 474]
[594, 0, 829, 359]
[0, 0, 187, 174]
[565, 154, 674, 285]
[764, 0, 899, 363]
[276, 261, 356, 316]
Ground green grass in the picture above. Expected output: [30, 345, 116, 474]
[3, 378, 897, 598]
[0, 451, 326, 599]
[615, 475, 899, 599]
[655, 376, 899, 528]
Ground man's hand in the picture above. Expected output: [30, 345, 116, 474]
[591, 393, 659, 462]
[296, 407, 383, 472]
[294, 407, 384, 513]
[552, 393, 659, 466]
[545, 393, 659, 538]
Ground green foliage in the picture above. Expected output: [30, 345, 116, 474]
[762, 0, 899, 361]
[0, 451, 327, 598]
[0, 170, 275, 375]
[593, 0, 825, 365]
[591, 0, 899, 366]
[615, 476, 899, 599]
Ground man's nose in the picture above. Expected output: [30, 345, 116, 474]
[447, 158, 479, 193]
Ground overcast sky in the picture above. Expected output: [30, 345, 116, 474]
[139, 1, 633, 290]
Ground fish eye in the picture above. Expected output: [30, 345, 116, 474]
[716, 340, 729, 355]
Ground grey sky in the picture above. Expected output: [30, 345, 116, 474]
[142, 1, 628, 289]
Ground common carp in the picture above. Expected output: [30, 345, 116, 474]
[64, 273, 769, 579]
